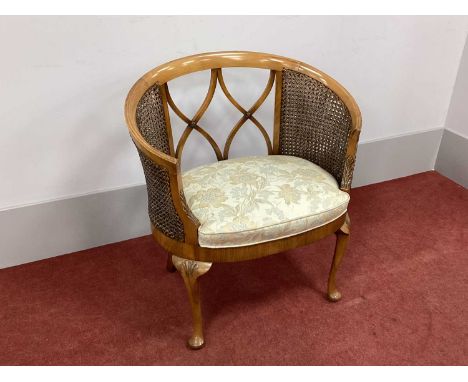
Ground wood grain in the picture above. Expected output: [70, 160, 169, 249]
[124, 51, 362, 349]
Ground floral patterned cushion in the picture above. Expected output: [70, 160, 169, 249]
[182, 155, 349, 248]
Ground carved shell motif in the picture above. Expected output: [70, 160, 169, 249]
[341, 154, 356, 190]
[181, 260, 199, 277]
[341, 128, 360, 190]
[172, 256, 212, 279]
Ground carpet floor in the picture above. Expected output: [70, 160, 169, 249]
[0, 171, 467, 365]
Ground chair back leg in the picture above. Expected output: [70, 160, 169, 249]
[166, 253, 176, 272]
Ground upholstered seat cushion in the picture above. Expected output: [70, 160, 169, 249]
[182, 155, 349, 248]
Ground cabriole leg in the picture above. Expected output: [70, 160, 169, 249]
[327, 214, 350, 302]
[172, 255, 212, 349]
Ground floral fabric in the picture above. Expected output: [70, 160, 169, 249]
[182, 155, 349, 248]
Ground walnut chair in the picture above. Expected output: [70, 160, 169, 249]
[124, 51, 362, 349]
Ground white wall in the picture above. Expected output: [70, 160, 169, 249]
[1, 16, 467, 211]
[444, 37, 468, 138]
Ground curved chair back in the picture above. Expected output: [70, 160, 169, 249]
[125, 51, 362, 243]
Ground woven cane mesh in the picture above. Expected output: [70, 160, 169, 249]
[135, 85, 185, 241]
[136, 86, 171, 154]
[279, 69, 352, 185]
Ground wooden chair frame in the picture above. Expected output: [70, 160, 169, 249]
[125, 51, 362, 349]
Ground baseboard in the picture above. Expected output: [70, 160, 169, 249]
[0, 128, 444, 269]
[352, 128, 443, 187]
[435, 129, 468, 188]
[0, 185, 151, 269]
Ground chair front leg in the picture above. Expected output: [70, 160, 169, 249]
[327, 213, 350, 302]
[172, 255, 212, 349]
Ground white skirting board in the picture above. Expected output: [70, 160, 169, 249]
[435, 129, 468, 188]
[0, 185, 151, 269]
[0, 128, 452, 269]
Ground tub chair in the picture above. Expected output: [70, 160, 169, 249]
[124, 51, 362, 349]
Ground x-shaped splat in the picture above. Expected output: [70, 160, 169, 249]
[164, 68, 275, 161]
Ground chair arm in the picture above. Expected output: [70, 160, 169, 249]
[126, 82, 200, 245]
[130, 131, 200, 245]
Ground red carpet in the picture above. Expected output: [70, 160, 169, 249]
[0, 171, 467, 365]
